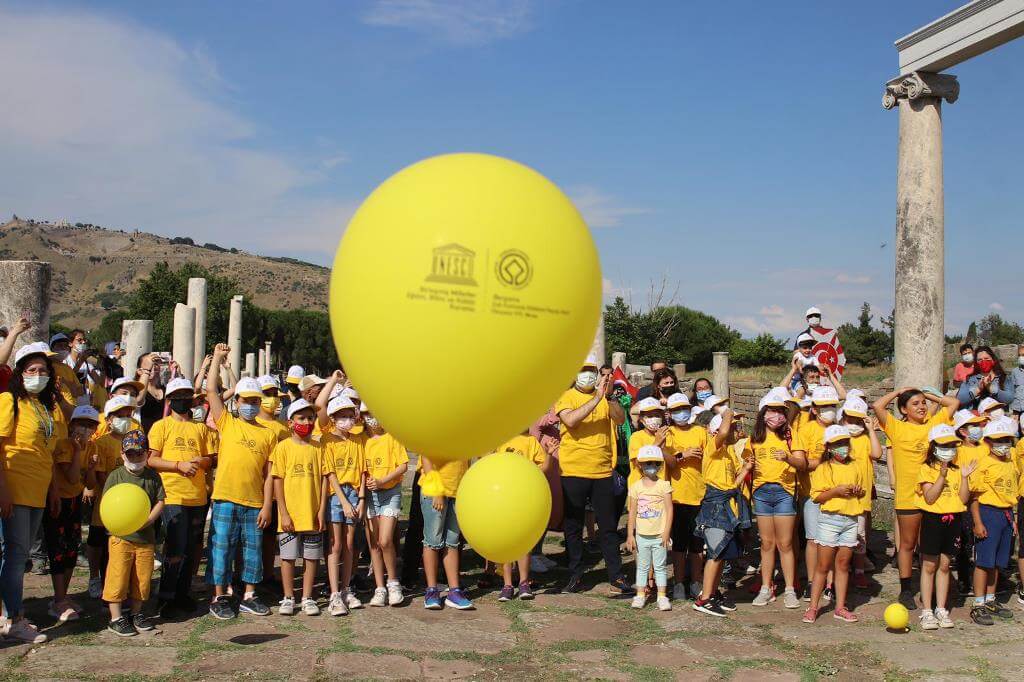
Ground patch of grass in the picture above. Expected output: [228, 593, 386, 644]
[612, 662, 674, 682]
[712, 658, 787, 680]
[175, 616, 239, 664]
[966, 656, 1005, 682]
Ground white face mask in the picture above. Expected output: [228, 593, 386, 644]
[966, 425, 983, 443]
[846, 423, 865, 437]
[23, 375, 49, 394]
[818, 408, 837, 425]
[334, 417, 355, 432]
[992, 443, 1012, 458]
[934, 446, 957, 462]
[642, 416, 663, 431]
[575, 371, 598, 391]
[123, 456, 146, 474]
[111, 416, 133, 435]
[807, 316, 821, 327]
[962, 353, 974, 363]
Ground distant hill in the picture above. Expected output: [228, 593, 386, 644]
[0, 216, 329, 329]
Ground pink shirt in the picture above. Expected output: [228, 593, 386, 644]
[953, 363, 974, 384]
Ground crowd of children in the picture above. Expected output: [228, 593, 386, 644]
[2, 318, 1024, 645]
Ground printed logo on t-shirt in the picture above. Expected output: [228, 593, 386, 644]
[636, 494, 664, 521]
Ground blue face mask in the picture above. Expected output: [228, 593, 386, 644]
[696, 390, 713, 402]
[670, 410, 691, 425]
[238, 403, 259, 421]
[641, 464, 661, 478]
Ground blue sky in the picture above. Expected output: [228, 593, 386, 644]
[1, 1, 1021, 338]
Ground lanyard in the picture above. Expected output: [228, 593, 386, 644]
[28, 398, 54, 443]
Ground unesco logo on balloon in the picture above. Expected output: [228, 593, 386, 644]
[495, 249, 532, 289]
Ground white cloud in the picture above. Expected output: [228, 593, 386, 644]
[362, 0, 534, 46]
[567, 185, 651, 229]
[602, 277, 632, 301]
[759, 305, 785, 317]
[0, 6, 350, 262]
[835, 272, 871, 285]
[989, 302, 1005, 311]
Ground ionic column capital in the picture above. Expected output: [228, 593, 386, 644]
[882, 71, 959, 110]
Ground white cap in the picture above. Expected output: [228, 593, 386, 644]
[286, 365, 305, 384]
[71, 405, 101, 423]
[810, 386, 839, 406]
[983, 418, 1015, 440]
[666, 393, 691, 410]
[689, 405, 706, 424]
[978, 397, 1005, 413]
[581, 354, 600, 370]
[235, 377, 264, 399]
[111, 377, 145, 394]
[703, 394, 727, 411]
[636, 445, 664, 462]
[636, 397, 662, 414]
[824, 425, 851, 444]
[759, 387, 790, 410]
[258, 375, 280, 391]
[165, 377, 195, 397]
[14, 341, 52, 367]
[359, 401, 369, 414]
[806, 307, 822, 318]
[953, 409, 984, 432]
[929, 423, 960, 445]
[327, 395, 356, 416]
[841, 397, 868, 419]
[846, 388, 866, 400]
[104, 395, 134, 417]
[708, 414, 724, 434]
[287, 398, 314, 420]
[796, 332, 814, 345]
[341, 387, 360, 402]
[329, 383, 345, 399]
[49, 332, 69, 346]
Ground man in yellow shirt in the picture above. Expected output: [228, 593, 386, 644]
[555, 355, 632, 596]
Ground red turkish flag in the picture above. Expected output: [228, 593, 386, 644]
[611, 366, 638, 399]
[809, 326, 846, 376]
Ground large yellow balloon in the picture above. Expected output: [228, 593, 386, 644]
[99, 483, 152, 537]
[883, 603, 909, 631]
[330, 153, 601, 462]
[456, 453, 552, 563]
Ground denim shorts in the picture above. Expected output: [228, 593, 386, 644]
[817, 511, 858, 548]
[330, 484, 361, 525]
[421, 495, 460, 549]
[752, 483, 796, 517]
[802, 497, 822, 541]
[367, 485, 402, 519]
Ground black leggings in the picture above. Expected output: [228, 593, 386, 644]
[400, 472, 424, 586]
[561, 475, 622, 581]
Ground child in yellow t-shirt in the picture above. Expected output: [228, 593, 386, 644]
[271, 399, 329, 616]
[804, 425, 864, 625]
[362, 409, 409, 607]
[420, 455, 472, 611]
[493, 432, 551, 601]
[626, 445, 674, 611]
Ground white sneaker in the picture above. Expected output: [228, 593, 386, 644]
[920, 609, 939, 631]
[935, 608, 954, 629]
[387, 582, 404, 606]
[301, 598, 320, 616]
[630, 594, 645, 609]
[88, 576, 103, 599]
[783, 589, 801, 609]
[657, 596, 672, 611]
[672, 583, 687, 600]
[278, 597, 295, 615]
[529, 555, 549, 574]
[153, 557, 163, 571]
[328, 592, 349, 617]
[752, 587, 774, 606]
[6, 620, 47, 644]
[343, 590, 363, 609]
[369, 587, 388, 607]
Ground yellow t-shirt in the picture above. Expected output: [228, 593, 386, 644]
[703, 440, 740, 493]
[89, 384, 109, 413]
[364, 432, 409, 490]
[0, 393, 61, 507]
[1016, 441, 1024, 496]
[322, 432, 364, 489]
[747, 430, 796, 495]
[424, 457, 469, 498]
[53, 361, 79, 406]
[665, 425, 707, 505]
[89, 433, 125, 525]
[955, 442, 988, 470]
[271, 438, 329, 532]
[883, 411, 951, 510]
[257, 415, 291, 443]
[792, 419, 825, 499]
[627, 429, 665, 486]
[495, 434, 547, 467]
[969, 454, 1019, 508]
[148, 417, 215, 506]
[555, 388, 613, 479]
[849, 434, 875, 513]
[52, 438, 85, 499]
[915, 462, 966, 514]
[811, 459, 863, 516]
[628, 479, 673, 536]
[212, 412, 278, 508]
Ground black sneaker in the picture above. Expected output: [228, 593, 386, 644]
[692, 598, 727, 617]
[898, 589, 917, 611]
[985, 601, 1014, 620]
[1017, 583, 1024, 606]
[209, 596, 236, 620]
[238, 594, 271, 616]
[971, 605, 994, 626]
[560, 575, 584, 594]
[800, 585, 811, 602]
[712, 592, 737, 612]
[823, 587, 835, 604]
[108, 616, 138, 637]
[609, 576, 637, 596]
[132, 613, 155, 631]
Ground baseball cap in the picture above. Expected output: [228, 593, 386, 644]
[708, 414, 724, 434]
[796, 332, 814, 345]
[846, 388, 866, 400]
[341, 387, 360, 402]
[235, 377, 263, 399]
[636, 397, 662, 414]
[841, 397, 868, 419]
[666, 393, 691, 410]
[703, 394, 728, 411]
[287, 398, 315, 420]
[298, 375, 327, 393]
[636, 445, 664, 462]
[805, 307, 822, 318]
[14, 341, 52, 367]
[104, 395, 134, 417]
[928, 423, 960, 445]
[286, 365, 305, 385]
[121, 429, 148, 454]
[759, 387, 790, 410]
[824, 425, 851, 444]
[71, 405, 101, 423]
[689, 405, 706, 424]
[359, 401, 369, 414]
[327, 395, 356, 416]
[581, 354, 600, 370]
[978, 397, 1005, 413]
[983, 418, 1016, 440]
[111, 377, 145, 394]
[49, 333, 69, 346]
[258, 375, 280, 391]
[165, 377, 194, 398]
[810, 386, 840, 406]
[952, 409, 984, 432]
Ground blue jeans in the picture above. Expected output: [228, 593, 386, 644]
[330, 485, 361, 525]
[634, 534, 668, 588]
[752, 483, 796, 516]
[0, 505, 44, 616]
[421, 496, 460, 549]
[158, 504, 207, 601]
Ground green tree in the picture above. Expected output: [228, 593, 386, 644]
[665, 306, 740, 371]
[729, 333, 789, 368]
[836, 302, 892, 366]
[976, 313, 1024, 346]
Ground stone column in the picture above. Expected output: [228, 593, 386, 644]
[713, 352, 730, 401]
[588, 312, 605, 365]
[172, 303, 196, 380]
[245, 352, 256, 378]
[121, 320, 153, 376]
[227, 295, 243, 388]
[883, 72, 958, 390]
[0, 261, 51, 350]
[187, 278, 207, 371]
[258, 349, 266, 377]
[264, 341, 272, 374]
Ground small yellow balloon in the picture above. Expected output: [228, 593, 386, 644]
[99, 483, 151, 537]
[456, 452, 551, 563]
[330, 153, 601, 462]
[883, 603, 909, 630]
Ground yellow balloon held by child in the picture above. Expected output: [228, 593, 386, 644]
[99, 483, 152, 537]
[456, 452, 552, 563]
[330, 153, 601, 463]
[883, 603, 909, 631]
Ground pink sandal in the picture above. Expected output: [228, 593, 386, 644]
[833, 607, 858, 623]
[802, 607, 817, 624]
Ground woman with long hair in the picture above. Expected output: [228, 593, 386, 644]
[956, 346, 1016, 412]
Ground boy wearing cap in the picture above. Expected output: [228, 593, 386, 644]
[102, 430, 165, 637]
[147, 377, 216, 617]
[206, 344, 278, 619]
[628, 398, 669, 486]
[663, 392, 708, 600]
[626, 445, 673, 611]
[257, 375, 290, 441]
[838, 397, 881, 589]
[272, 399, 330, 616]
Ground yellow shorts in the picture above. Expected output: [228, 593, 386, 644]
[102, 537, 154, 604]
